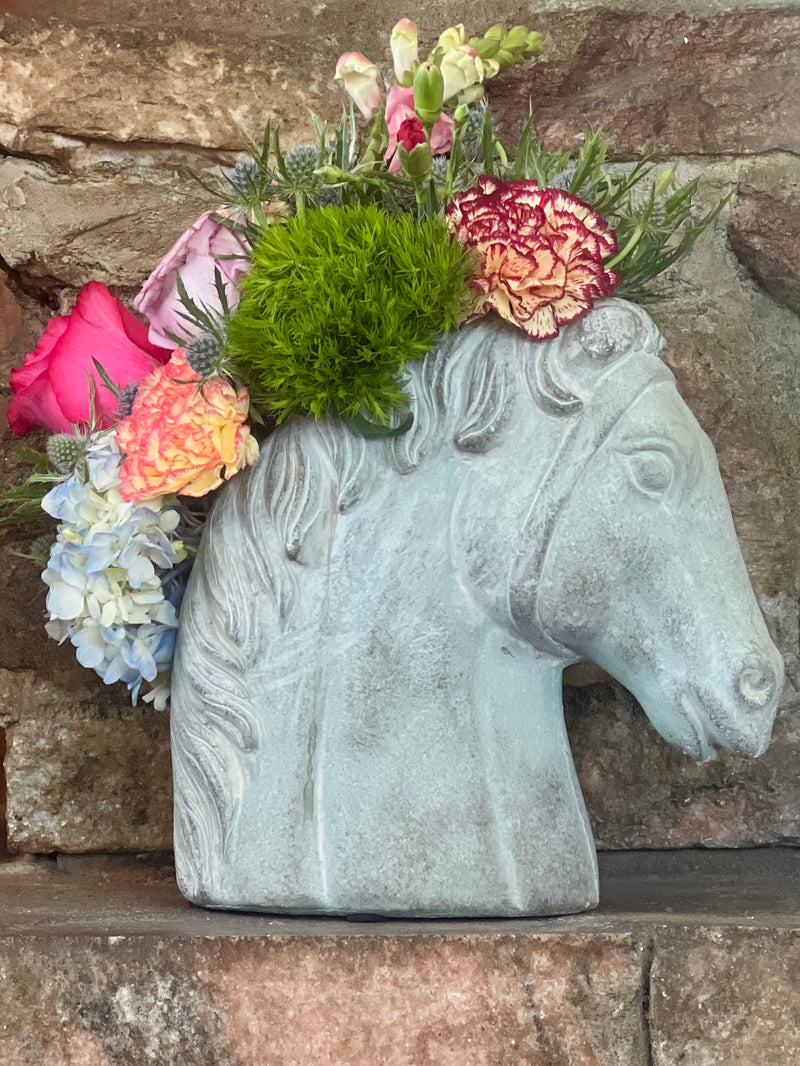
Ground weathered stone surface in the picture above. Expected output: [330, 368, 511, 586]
[652, 929, 800, 1065]
[0, 857, 648, 1066]
[4, 714, 172, 853]
[492, 9, 800, 157]
[567, 683, 800, 849]
[0, 155, 215, 291]
[728, 157, 800, 316]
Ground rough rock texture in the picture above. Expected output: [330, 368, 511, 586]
[4, 712, 172, 853]
[0, 1, 799, 856]
[493, 8, 800, 157]
[728, 158, 800, 316]
[652, 930, 800, 1066]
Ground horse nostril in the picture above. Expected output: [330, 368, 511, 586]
[736, 664, 778, 708]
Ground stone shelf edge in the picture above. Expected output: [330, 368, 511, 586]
[0, 849, 798, 1065]
[0, 848, 798, 937]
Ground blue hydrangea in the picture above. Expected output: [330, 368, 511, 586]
[41, 432, 190, 707]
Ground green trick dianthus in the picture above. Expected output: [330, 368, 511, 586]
[225, 204, 474, 423]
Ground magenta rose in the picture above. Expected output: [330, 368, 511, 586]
[384, 86, 454, 174]
[134, 208, 251, 349]
[7, 281, 173, 436]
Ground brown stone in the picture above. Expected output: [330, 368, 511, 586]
[1, 852, 800, 1065]
[728, 158, 800, 316]
[0, 856, 648, 1066]
[491, 9, 800, 157]
[566, 683, 800, 849]
[4, 714, 173, 853]
[0, 273, 21, 352]
[0, 155, 213, 291]
[652, 929, 800, 1066]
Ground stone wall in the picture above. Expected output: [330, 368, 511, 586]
[0, 0, 798, 856]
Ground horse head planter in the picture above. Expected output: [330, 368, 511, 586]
[171, 299, 784, 917]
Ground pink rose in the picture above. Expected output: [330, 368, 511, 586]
[7, 281, 172, 436]
[384, 86, 454, 173]
[134, 209, 250, 349]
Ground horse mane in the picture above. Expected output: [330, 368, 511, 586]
[171, 301, 662, 897]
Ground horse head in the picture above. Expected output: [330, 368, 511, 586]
[485, 299, 783, 762]
[172, 297, 783, 916]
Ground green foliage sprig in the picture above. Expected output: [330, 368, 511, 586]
[225, 204, 474, 423]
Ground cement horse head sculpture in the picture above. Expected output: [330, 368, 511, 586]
[171, 298, 783, 917]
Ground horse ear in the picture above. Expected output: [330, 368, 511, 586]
[528, 299, 664, 416]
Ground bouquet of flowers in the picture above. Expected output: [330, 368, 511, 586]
[1, 17, 725, 707]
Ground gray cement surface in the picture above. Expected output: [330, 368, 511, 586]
[1, 848, 798, 937]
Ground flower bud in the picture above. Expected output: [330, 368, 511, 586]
[398, 139, 433, 183]
[316, 165, 352, 184]
[481, 58, 501, 80]
[654, 167, 676, 198]
[452, 103, 470, 129]
[525, 31, 544, 56]
[413, 62, 444, 127]
[334, 52, 382, 119]
[439, 44, 484, 103]
[390, 18, 419, 86]
[470, 24, 504, 60]
[438, 24, 467, 50]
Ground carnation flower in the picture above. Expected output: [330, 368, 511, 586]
[445, 177, 619, 340]
[384, 85, 454, 174]
[396, 116, 427, 152]
[116, 347, 259, 501]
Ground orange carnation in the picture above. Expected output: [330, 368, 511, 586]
[116, 348, 259, 501]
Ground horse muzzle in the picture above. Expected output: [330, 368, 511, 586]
[682, 651, 784, 761]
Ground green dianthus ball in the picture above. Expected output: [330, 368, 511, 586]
[225, 204, 474, 423]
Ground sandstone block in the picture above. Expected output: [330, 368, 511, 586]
[729, 157, 800, 316]
[0, 155, 212, 291]
[4, 715, 172, 853]
[651, 929, 800, 1066]
[492, 10, 800, 157]
[0, 929, 645, 1066]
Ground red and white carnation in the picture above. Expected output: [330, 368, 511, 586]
[446, 177, 619, 340]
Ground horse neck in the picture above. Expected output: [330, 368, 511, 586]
[284, 451, 569, 730]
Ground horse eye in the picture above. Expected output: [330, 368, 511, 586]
[623, 448, 676, 498]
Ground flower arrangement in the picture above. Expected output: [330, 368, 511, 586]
[1, 17, 727, 706]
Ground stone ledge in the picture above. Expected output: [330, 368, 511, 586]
[1, 848, 799, 937]
[0, 851, 798, 1065]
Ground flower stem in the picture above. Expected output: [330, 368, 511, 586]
[605, 224, 643, 270]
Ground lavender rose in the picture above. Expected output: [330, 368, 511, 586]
[134, 209, 251, 349]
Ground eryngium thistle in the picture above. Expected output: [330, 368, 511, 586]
[29, 532, 56, 568]
[464, 105, 487, 139]
[226, 158, 261, 197]
[186, 333, 222, 377]
[46, 433, 85, 475]
[283, 145, 320, 186]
